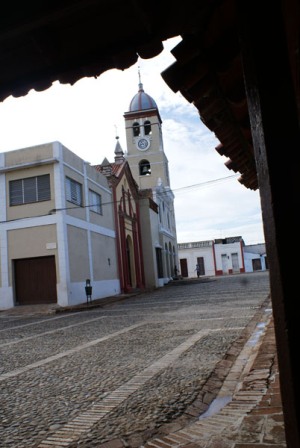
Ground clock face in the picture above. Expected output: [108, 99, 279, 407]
[137, 137, 150, 151]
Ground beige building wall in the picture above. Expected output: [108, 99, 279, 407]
[7, 224, 58, 284]
[67, 225, 90, 282]
[4, 143, 54, 166]
[5, 157, 56, 222]
[125, 117, 162, 150]
[6, 165, 56, 221]
[139, 196, 162, 288]
[63, 164, 86, 221]
[0, 141, 120, 309]
[91, 231, 118, 281]
[62, 144, 84, 171]
[86, 165, 114, 228]
[125, 151, 169, 191]
[125, 112, 169, 191]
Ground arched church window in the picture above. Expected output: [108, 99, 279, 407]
[139, 159, 151, 176]
[144, 120, 151, 135]
[133, 122, 140, 137]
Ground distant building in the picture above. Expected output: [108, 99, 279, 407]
[178, 240, 216, 278]
[243, 243, 268, 272]
[214, 236, 246, 275]
[178, 236, 267, 278]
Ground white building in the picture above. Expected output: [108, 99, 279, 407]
[178, 236, 246, 278]
[178, 237, 267, 278]
[243, 243, 268, 272]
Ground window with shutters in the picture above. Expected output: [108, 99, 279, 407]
[9, 174, 51, 205]
[66, 177, 82, 206]
[89, 189, 102, 214]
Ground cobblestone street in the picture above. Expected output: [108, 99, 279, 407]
[0, 272, 273, 448]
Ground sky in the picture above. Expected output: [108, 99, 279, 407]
[0, 36, 265, 246]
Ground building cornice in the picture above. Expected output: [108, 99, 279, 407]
[0, 157, 59, 174]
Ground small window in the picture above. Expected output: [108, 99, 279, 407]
[133, 122, 140, 137]
[89, 190, 102, 214]
[9, 174, 50, 205]
[139, 159, 151, 176]
[144, 120, 151, 135]
[66, 177, 82, 206]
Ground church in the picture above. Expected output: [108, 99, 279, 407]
[0, 78, 179, 308]
[96, 75, 178, 292]
[125, 76, 178, 285]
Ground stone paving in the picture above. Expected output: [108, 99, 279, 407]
[0, 272, 286, 448]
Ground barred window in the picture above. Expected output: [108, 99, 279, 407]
[9, 174, 50, 205]
[89, 190, 102, 214]
[66, 177, 82, 206]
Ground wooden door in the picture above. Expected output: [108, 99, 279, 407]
[180, 258, 188, 277]
[14, 256, 57, 305]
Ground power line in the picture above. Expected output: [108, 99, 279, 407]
[0, 174, 239, 224]
[172, 174, 239, 195]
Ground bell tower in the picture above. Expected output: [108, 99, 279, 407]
[124, 72, 179, 284]
[124, 72, 170, 190]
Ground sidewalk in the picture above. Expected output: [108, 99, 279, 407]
[139, 313, 286, 448]
[0, 293, 139, 316]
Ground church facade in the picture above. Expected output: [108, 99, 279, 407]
[95, 138, 146, 294]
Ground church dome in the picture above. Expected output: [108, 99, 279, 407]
[129, 81, 157, 112]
